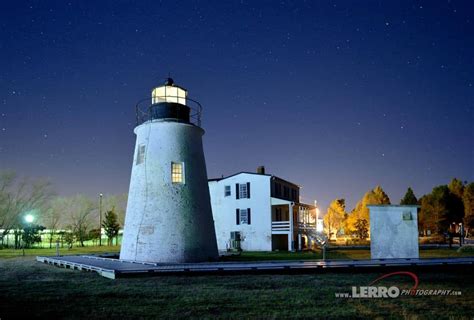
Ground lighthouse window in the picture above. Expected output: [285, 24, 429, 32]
[171, 162, 184, 184]
[136, 144, 146, 165]
[224, 185, 231, 197]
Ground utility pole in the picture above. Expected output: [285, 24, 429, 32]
[99, 193, 103, 246]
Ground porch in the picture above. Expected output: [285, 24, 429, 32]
[270, 198, 316, 251]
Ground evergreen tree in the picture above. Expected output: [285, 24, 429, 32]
[22, 224, 45, 248]
[463, 183, 474, 229]
[448, 178, 465, 200]
[102, 207, 120, 245]
[400, 187, 417, 205]
[420, 185, 464, 234]
[63, 231, 75, 249]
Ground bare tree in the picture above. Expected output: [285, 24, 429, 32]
[68, 195, 96, 247]
[0, 171, 54, 248]
[41, 197, 67, 248]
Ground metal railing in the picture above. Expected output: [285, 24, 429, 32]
[297, 222, 317, 230]
[135, 95, 203, 127]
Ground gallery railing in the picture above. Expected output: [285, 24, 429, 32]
[135, 95, 203, 127]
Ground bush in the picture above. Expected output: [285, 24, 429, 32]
[345, 239, 370, 246]
[457, 245, 474, 253]
[419, 235, 446, 244]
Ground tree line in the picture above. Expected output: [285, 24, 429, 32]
[323, 178, 474, 240]
[0, 171, 127, 249]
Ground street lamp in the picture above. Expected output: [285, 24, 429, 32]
[99, 193, 103, 246]
[23, 213, 34, 255]
[24, 214, 34, 224]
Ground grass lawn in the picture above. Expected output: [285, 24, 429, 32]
[0, 256, 472, 319]
[0, 246, 119, 259]
[222, 248, 474, 261]
[1, 245, 472, 261]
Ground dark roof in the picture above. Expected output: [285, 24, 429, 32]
[208, 172, 300, 188]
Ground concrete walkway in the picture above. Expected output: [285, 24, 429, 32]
[36, 255, 474, 279]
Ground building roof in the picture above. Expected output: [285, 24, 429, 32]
[208, 171, 300, 188]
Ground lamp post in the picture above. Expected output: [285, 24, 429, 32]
[23, 214, 34, 255]
[25, 214, 34, 224]
[99, 193, 103, 246]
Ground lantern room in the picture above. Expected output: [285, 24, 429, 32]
[151, 78, 187, 105]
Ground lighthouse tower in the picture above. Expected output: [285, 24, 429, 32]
[120, 78, 218, 263]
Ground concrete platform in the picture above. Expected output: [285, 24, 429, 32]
[36, 255, 474, 279]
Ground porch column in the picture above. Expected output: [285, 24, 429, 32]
[298, 233, 302, 251]
[288, 203, 294, 251]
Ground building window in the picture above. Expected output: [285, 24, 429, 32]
[291, 189, 297, 201]
[236, 208, 251, 225]
[274, 182, 281, 197]
[171, 162, 184, 184]
[283, 186, 289, 198]
[239, 184, 248, 198]
[236, 182, 250, 199]
[224, 185, 231, 197]
[229, 231, 241, 250]
[136, 144, 146, 165]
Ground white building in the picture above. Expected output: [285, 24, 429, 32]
[209, 167, 317, 252]
[368, 205, 419, 259]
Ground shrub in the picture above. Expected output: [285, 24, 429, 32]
[457, 245, 474, 253]
[419, 235, 446, 244]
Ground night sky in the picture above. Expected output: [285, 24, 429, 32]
[1, 1, 473, 212]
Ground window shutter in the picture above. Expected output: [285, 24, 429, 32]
[247, 182, 250, 198]
[236, 209, 240, 225]
[247, 208, 251, 225]
[236, 183, 240, 199]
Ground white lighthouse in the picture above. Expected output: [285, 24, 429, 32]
[120, 78, 218, 263]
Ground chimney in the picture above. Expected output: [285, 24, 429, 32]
[257, 166, 265, 175]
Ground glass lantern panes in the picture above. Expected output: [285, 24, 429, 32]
[152, 85, 187, 105]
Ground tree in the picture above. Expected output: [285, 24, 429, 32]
[463, 183, 474, 231]
[102, 194, 128, 226]
[102, 208, 120, 245]
[0, 171, 53, 248]
[323, 199, 346, 240]
[22, 224, 45, 249]
[354, 219, 369, 240]
[88, 229, 101, 245]
[42, 197, 66, 248]
[68, 195, 96, 247]
[419, 185, 464, 235]
[400, 187, 417, 205]
[63, 231, 75, 249]
[345, 186, 390, 235]
[448, 178, 465, 223]
[448, 178, 465, 200]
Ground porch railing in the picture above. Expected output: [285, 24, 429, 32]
[271, 221, 290, 232]
[297, 222, 317, 231]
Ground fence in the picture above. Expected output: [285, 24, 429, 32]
[0, 229, 123, 249]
